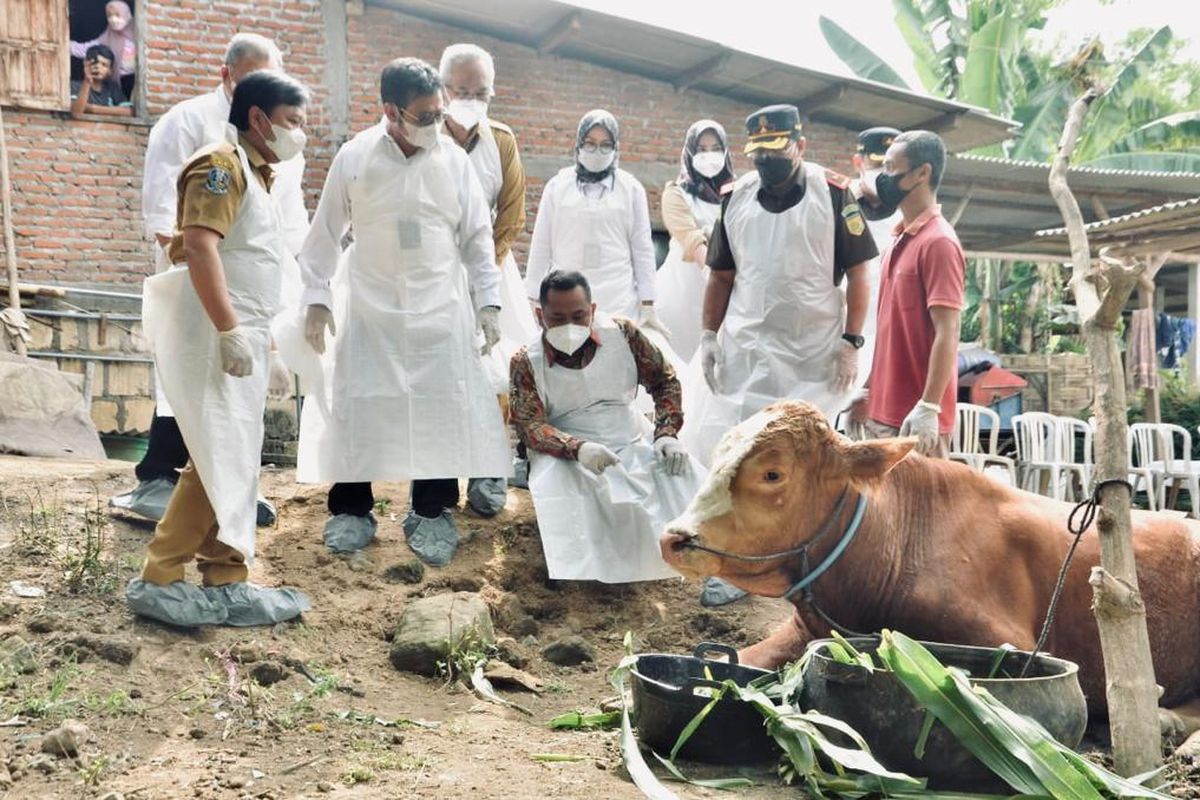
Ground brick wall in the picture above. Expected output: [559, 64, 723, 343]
[1003, 353, 1095, 417]
[2, 1, 862, 287]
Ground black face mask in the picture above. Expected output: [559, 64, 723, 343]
[754, 155, 796, 187]
[872, 166, 919, 217]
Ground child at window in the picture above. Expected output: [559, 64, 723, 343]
[70, 44, 131, 119]
[70, 1, 137, 99]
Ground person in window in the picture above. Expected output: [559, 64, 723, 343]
[70, 44, 130, 119]
[71, 1, 137, 100]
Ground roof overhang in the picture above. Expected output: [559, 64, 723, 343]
[366, 0, 1018, 152]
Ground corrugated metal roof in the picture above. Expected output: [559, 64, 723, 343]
[367, 0, 1018, 152]
[952, 153, 1200, 181]
[1034, 196, 1200, 254]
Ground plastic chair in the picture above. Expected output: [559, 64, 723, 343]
[949, 403, 1016, 483]
[1054, 416, 1093, 500]
[1149, 424, 1200, 517]
[1127, 423, 1162, 511]
[1012, 412, 1078, 500]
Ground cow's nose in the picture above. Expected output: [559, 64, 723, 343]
[661, 529, 693, 554]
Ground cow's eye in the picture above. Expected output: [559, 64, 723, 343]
[764, 471, 781, 483]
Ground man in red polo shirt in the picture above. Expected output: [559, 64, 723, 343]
[850, 130, 964, 457]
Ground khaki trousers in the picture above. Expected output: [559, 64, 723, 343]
[140, 461, 248, 586]
[857, 418, 951, 459]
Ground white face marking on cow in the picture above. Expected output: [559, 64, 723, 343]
[669, 408, 783, 535]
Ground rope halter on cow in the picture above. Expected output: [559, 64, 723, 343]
[677, 487, 869, 601]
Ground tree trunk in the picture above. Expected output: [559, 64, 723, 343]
[1019, 263, 1046, 353]
[0, 104, 28, 356]
[1050, 87, 1161, 777]
[1137, 278, 1160, 424]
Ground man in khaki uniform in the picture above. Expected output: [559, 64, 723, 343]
[127, 72, 311, 627]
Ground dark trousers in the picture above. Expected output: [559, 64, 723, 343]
[328, 479, 460, 518]
[135, 413, 190, 483]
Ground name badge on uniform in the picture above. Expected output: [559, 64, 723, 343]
[841, 202, 866, 237]
[398, 219, 422, 249]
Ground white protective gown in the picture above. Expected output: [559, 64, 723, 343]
[294, 124, 510, 484]
[466, 121, 538, 393]
[854, 208, 901, 393]
[141, 129, 285, 561]
[527, 319, 702, 583]
[656, 189, 723, 362]
[524, 167, 656, 320]
[142, 84, 309, 416]
[681, 163, 851, 466]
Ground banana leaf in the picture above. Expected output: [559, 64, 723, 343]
[817, 16, 910, 88]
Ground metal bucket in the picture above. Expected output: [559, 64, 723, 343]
[800, 636, 1088, 790]
[631, 642, 780, 764]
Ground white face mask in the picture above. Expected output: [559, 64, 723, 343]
[692, 150, 726, 178]
[861, 167, 883, 199]
[544, 323, 592, 356]
[405, 119, 442, 150]
[108, 15, 128, 31]
[267, 122, 306, 161]
[578, 150, 615, 174]
[447, 98, 488, 131]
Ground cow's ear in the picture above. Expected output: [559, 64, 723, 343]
[839, 437, 916, 481]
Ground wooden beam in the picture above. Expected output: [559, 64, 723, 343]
[537, 11, 582, 55]
[964, 250, 1072, 263]
[949, 186, 975, 226]
[1092, 195, 1111, 220]
[914, 110, 966, 132]
[797, 83, 847, 115]
[672, 50, 731, 93]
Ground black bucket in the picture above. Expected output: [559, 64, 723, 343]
[800, 636, 1088, 790]
[630, 642, 780, 765]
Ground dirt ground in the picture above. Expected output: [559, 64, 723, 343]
[5, 456, 1200, 800]
[0, 455, 806, 800]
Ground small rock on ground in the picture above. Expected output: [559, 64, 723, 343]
[389, 592, 494, 676]
[65, 634, 139, 666]
[40, 719, 88, 758]
[383, 561, 425, 584]
[0, 635, 36, 675]
[542, 636, 595, 667]
[250, 661, 290, 686]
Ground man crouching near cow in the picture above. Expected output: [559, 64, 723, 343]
[661, 398, 1200, 728]
[847, 130, 964, 458]
[509, 271, 708, 586]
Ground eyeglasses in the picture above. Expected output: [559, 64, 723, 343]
[449, 88, 491, 102]
[402, 108, 446, 127]
[580, 142, 615, 155]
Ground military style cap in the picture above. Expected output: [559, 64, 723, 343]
[857, 126, 901, 164]
[744, 104, 803, 154]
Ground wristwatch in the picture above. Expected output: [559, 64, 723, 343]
[841, 333, 865, 350]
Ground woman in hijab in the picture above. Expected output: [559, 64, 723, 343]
[656, 120, 736, 361]
[71, 1, 137, 99]
[524, 109, 669, 338]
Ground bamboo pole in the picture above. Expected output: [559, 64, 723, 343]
[1050, 86, 1161, 776]
[0, 103, 28, 356]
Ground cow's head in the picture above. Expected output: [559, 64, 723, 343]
[662, 400, 915, 596]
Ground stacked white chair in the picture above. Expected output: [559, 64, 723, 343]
[949, 403, 1016, 484]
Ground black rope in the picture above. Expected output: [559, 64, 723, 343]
[1019, 478, 1134, 677]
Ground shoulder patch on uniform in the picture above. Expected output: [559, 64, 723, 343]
[204, 165, 232, 196]
[487, 119, 515, 138]
[841, 201, 866, 236]
[825, 169, 850, 190]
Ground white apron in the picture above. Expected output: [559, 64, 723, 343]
[853, 212, 900, 393]
[141, 134, 283, 561]
[656, 189, 723, 362]
[295, 137, 510, 483]
[681, 163, 849, 466]
[546, 168, 640, 319]
[467, 124, 538, 393]
[528, 320, 701, 583]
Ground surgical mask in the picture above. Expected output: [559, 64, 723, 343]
[447, 98, 487, 130]
[692, 150, 726, 178]
[267, 123, 306, 161]
[108, 15, 128, 31]
[578, 149, 615, 174]
[754, 155, 795, 187]
[873, 167, 918, 218]
[545, 323, 591, 355]
[405, 119, 442, 150]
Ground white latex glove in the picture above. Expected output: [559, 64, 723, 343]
[218, 327, 254, 378]
[654, 436, 688, 476]
[638, 304, 672, 339]
[267, 351, 292, 401]
[899, 400, 942, 455]
[832, 340, 859, 395]
[577, 442, 620, 475]
[479, 306, 501, 356]
[699, 330, 722, 394]
[305, 304, 336, 355]
[693, 244, 709, 269]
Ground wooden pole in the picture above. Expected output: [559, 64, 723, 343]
[1136, 254, 1168, 424]
[0, 103, 28, 356]
[1050, 87, 1161, 776]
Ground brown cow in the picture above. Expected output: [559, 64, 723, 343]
[661, 400, 1200, 724]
